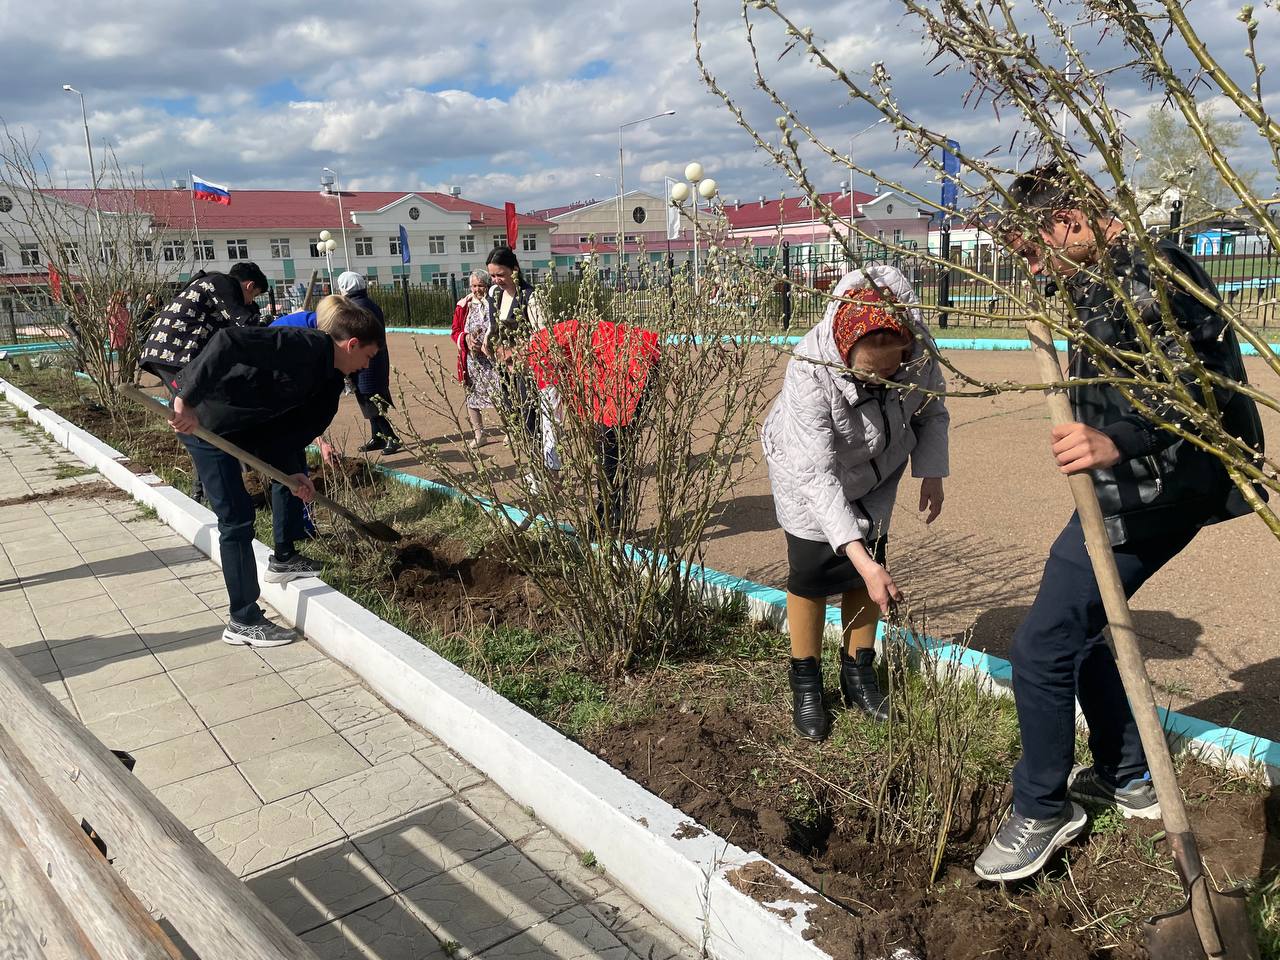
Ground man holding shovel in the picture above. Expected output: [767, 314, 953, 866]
[153, 297, 383, 648]
[975, 163, 1265, 882]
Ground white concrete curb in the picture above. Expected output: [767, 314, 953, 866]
[0, 379, 836, 960]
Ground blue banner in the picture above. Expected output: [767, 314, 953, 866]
[941, 139, 960, 212]
[398, 224, 411, 265]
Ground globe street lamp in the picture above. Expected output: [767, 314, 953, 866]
[61, 84, 105, 244]
[616, 110, 675, 281]
[318, 230, 338, 289]
[321, 167, 351, 268]
[669, 162, 718, 293]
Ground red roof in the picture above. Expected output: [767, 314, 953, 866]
[0, 272, 59, 287]
[724, 190, 881, 230]
[42, 189, 552, 232]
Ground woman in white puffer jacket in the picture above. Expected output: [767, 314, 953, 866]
[761, 264, 950, 740]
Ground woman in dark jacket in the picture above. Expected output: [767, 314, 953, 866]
[485, 247, 541, 441]
[336, 271, 401, 454]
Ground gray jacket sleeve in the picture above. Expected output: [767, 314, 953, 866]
[909, 355, 951, 479]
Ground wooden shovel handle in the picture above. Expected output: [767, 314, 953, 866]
[1025, 321, 1223, 954]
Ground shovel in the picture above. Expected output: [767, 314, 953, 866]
[119, 384, 402, 544]
[1025, 320, 1259, 960]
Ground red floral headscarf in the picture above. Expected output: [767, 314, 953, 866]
[833, 285, 907, 361]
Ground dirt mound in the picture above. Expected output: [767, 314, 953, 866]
[0, 480, 129, 508]
[591, 704, 1271, 960]
[387, 539, 550, 633]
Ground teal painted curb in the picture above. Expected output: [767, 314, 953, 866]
[366, 459, 1280, 779]
[385, 327, 454, 336]
[0, 340, 73, 355]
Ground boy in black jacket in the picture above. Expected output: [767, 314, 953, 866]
[975, 163, 1265, 881]
[167, 297, 383, 647]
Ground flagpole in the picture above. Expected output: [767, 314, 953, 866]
[188, 170, 203, 266]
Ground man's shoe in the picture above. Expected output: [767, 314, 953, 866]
[789, 657, 830, 741]
[264, 553, 323, 583]
[974, 802, 1088, 882]
[222, 619, 297, 648]
[357, 437, 386, 453]
[1068, 765, 1161, 820]
[381, 438, 403, 455]
[839, 647, 890, 722]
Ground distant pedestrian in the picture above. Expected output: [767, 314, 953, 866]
[336, 271, 402, 455]
[451, 270, 500, 448]
[485, 246, 542, 443]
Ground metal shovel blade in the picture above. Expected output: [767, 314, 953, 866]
[1145, 885, 1260, 960]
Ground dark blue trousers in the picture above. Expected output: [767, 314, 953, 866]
[179, 434, 308, 625]
[1010, 512, 1199, 818]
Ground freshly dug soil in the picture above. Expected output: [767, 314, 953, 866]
[0, 480, 129, 508]
[591, 703, 1277, 960]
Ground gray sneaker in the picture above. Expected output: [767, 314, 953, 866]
[222, 619, 297, 648]
[974, 802, 1088, 882]
[264, 552, 323, 583]
[1068, 764, 1161, 820]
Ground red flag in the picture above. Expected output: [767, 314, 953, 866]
[48, 262, 63, 302]
[505, 202, 519, 248]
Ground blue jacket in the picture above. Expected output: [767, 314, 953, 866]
[270, 310, 318, 329]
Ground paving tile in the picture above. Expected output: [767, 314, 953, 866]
[212, 701, 334, 763]
[312, 755, 450, 835]
[50, 631, 147, 672]
[188, 673, 301, 726]
[196, 792, 344, 877]
[122, 591, 208, 628]
[342, 714, 437, 765]
[134, 609, 226, 648]
[167, 651, 273, 697]
[33, 593, 120, 629]
[413, 747, 486, 793]
[97, 565, 177, 592]
[300, 894, 445, 960]
[253, 640, 327, 672]
[586, 890, 700, 960]
[401, 844, 577, 957]
[41, 609, 134, 646]
[75, 673, 183, 723]
[151, 632, 238, 671]
[16, 646, 56, 678]
[308, 686, 391, 731]
[129, 730, 231, 790]
[353, 799, 507, 892]
[480, 903, 632, 960]
[154, 766, 261, 829]
[23, 575, 107, 606]
[516, 830, 613, 901]
[462, 783, 542, 843]
[239, 734, 370, 803]
[180, 571, 226, 594]
[84, 697, 205, 752]
[246, 840, 395, 935]
[39, 675, 72, 705]
[279, 659, 360, 699]
[63, 651, 165, 696]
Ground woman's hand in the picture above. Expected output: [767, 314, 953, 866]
[846, 542, 903, 613]
[918, 477, 944, 524]
[318, 439, 337, 465]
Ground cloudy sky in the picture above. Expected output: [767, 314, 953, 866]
[0, 0, 1272, 211]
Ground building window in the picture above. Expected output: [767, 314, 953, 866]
[602, 235, 616, 244]
[522, 235, 537, 252]
[892, 229, 902, 244]
[526, 268, 540, 285]
[99, 243, 117, 265]
[163, 240, 185, 262]
[60, 242, 80, 264]
[428, 235, 446, 255]
[355, 236, 373, 257]
[19, 243, 39, 267]
[194, 240, 214, 261]
[270, 238, 291, 258]
[429, 272, 448, 289]
[624, 235, 638, 244]
[492, 237, 506, 249]
[309, 238, 322, 257]
[877, 229, 884, 242]
[0, 247, 5, 268]
[227, 239, 249, 260]
[578, 236, 590, 244]
[389, 236, 404, 257]
[459, 235, 475, 254]
[134, 242, 154, 262]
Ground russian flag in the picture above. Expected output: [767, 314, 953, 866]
[192, 175, 231, 206]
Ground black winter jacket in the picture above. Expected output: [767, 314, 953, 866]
[139, 271, 261, 379]
[348, 291, 391, 402]
[1064, 239, 1265, 545]
[485, 281, 538, 347]
[176, 327, 343, 448]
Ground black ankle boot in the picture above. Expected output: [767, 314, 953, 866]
[789, 657, 830, 741]
[839, 647, 889, 722]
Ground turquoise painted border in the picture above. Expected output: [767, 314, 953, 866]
[368, 459, 1280, 775]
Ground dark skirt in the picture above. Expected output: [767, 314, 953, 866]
[785, 532, 888, 598]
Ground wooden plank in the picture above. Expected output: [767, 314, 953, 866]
[0, 805, 96, 960]
[0, 724, 179, 960]
[0, 646, 320, 960]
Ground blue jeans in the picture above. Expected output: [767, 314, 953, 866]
[1010, 513, 1199, 818]
[179, 435, 309, 624]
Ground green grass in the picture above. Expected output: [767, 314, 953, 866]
[1250, 871, 1280, 960]
[52, 462, 96, 480]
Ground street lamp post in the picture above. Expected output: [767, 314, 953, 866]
[617, 110, 675, 283]
[318, 231, 338, 289]
[846, 118, 888, 252]
[321, 167, 351, 269]
[62, 84, 105, 246]
[593, 173, 620, 284]
[669, 161, 718, 294]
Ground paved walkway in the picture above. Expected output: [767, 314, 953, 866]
[0, 402, 696, 960]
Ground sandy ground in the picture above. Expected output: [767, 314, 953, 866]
[326, 334, 1280, 741]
